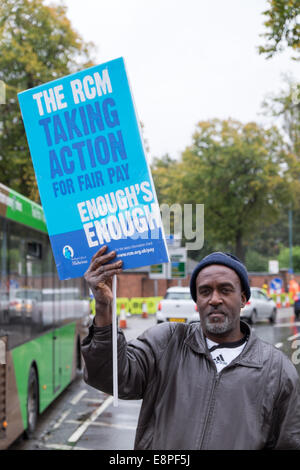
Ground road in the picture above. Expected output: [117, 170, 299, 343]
[9, 308, 300, 450]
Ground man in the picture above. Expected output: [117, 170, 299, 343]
[81, 247, 300, 450]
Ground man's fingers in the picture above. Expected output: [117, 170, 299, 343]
[84, 246, 122, 293]
[89, 267, 123, 287]
[84, 247, 123, 313]
[98, 267, 123, 282]
[100, 267, 123, 279]
[88, 260, 123, 282]
[96, 251, 118, 268]
[96, 259, 122, 273]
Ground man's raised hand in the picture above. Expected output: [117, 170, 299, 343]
[84, 245, 123, 326]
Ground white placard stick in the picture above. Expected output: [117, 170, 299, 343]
[112, 274, 118, 407]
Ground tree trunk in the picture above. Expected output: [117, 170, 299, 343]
[235, 231, 246, 263]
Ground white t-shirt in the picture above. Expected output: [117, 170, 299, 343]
[206, 336, 248, 373]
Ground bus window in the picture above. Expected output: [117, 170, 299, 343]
[0, 218, 8, 325]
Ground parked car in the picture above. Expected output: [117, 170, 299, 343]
[294, 295, 300, 320]
[42, 288, 90, 325]
[240, 287, 277, 324]
[156, 287, 199, 324]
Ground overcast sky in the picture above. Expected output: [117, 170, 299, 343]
[57, 0, 299, 161]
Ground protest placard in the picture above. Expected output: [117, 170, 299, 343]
[18, 57, 169, 279]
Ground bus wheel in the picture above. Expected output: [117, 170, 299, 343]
[24, 367, 39, 439]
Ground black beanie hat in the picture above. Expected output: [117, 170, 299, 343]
[190, 252, 251, 302]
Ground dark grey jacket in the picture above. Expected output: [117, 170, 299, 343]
[81, 320, 300, 450]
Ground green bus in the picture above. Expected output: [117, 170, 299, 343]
[0, 183, 90, 449]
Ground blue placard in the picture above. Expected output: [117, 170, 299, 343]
[18, 58, 169, 279]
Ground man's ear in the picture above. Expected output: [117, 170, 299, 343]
[241, 292, 247, 308]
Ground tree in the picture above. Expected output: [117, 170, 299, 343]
[260, 77, 300, 261]
[262, 76, 300, 157]
[178, 119, 294, 262]
[245, 249, 269, 272]
[151, 154, 183, 240]
[0, 0, 94, 200]
[278, 245, 300, 271]
[151, 154, 180, 205]
[259, 0, 300, 60]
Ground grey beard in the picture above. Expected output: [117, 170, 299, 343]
[204, 315, 233, 335]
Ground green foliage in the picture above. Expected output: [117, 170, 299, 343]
[259, 0, 300, 60]
[179, 119, 294, 261]
[262, 76, 300, 162]
[151, 153, 180, 205]
[260, 76, 300, 260]
[245, 250, 269, 272]
[152, 119, 295, 262]
[0, 0, 94, 200]
[278, 245, 300, 271]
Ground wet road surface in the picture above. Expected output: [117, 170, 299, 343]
[253, 307, 300, 376]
